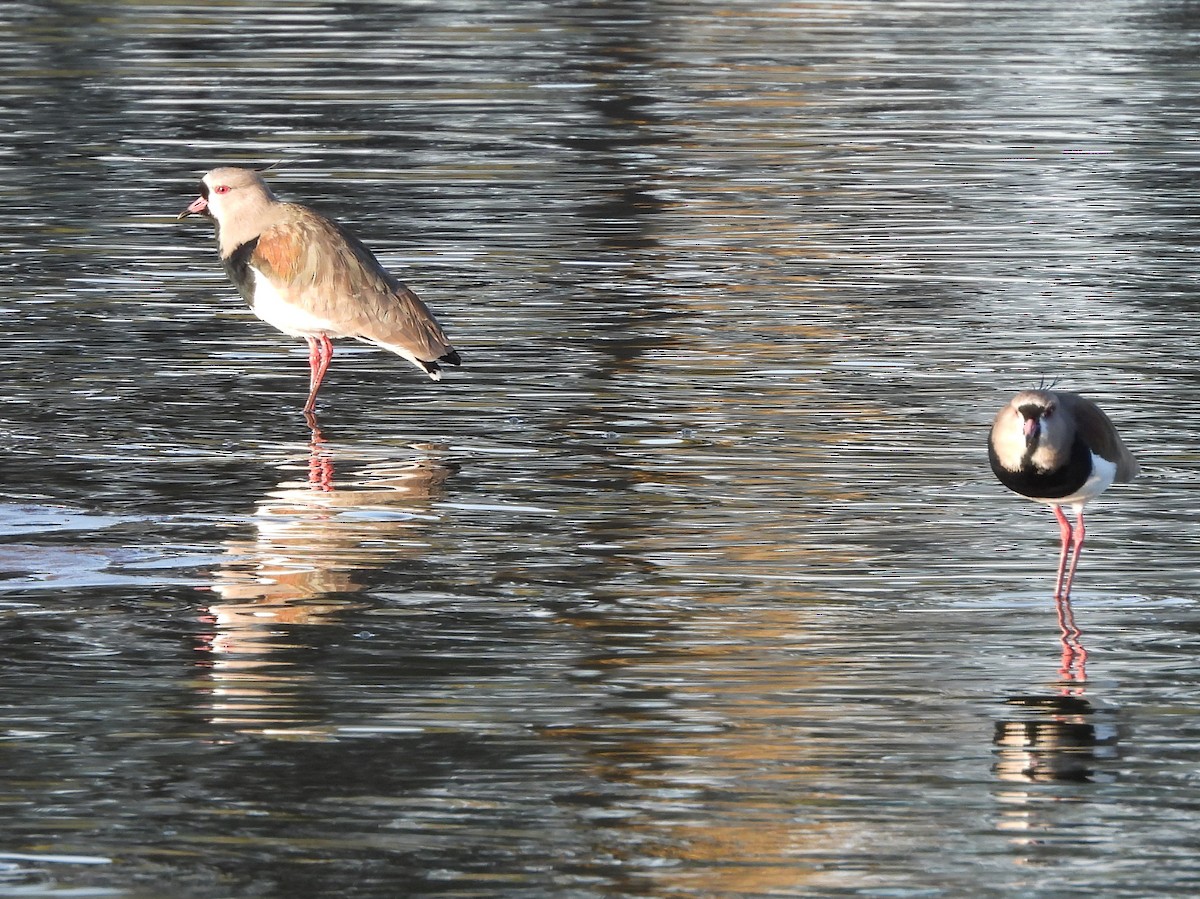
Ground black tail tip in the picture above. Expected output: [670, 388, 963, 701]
[418, 348, 460, 380]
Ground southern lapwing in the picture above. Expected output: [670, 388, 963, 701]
[989, 389, 1138, 599]
[178, 167, 460, 414]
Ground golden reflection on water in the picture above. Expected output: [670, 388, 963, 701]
[549, 603, 869, 894]
[197, 427, 452, 735]
[522, 267, 890, 890]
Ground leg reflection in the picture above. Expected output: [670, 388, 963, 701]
[1054, 590, 1087, 687]
[305, 411, 334, 492]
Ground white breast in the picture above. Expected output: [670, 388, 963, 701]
[249, 268, 345, 339]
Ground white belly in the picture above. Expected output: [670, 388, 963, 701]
[250, 268, 344, 338]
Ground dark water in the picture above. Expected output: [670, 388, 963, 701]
[3, 0, 1200, 895]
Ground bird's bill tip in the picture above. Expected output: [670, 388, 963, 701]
[177, 195, 209, 220]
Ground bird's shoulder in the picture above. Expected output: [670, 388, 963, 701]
[249, 204, 393, 291]
[1058, 392, 1140, 482]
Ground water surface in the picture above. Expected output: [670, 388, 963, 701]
[2, 0, 1200, 896]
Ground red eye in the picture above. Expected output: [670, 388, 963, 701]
[214, 185, 231, 194]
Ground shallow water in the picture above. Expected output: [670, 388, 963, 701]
[3, 0, 1200, 895]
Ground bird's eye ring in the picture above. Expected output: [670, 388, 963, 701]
[214, 185, 231, 195]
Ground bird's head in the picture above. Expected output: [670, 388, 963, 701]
[1015, 394, 1054, 447]
[178, 167, 278, 252]
[991, 389, 1073, 472]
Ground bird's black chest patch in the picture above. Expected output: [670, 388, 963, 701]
[988, 429, 1094, 496]
[221, 237, 259, 306]
[989, 433, 1093, 500]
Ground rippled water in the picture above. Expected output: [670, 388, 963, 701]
[3, 0, 1200, 895]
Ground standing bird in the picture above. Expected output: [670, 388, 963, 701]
[178, 167, 460, 414]
[988, 389, 1139, 599]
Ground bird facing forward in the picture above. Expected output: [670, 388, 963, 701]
[988, 388, 1138, 599]
[178, 167, 460, 414]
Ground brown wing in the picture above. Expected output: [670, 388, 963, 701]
[251, 206, 456, 363]
[1061, 392, 1140, 482]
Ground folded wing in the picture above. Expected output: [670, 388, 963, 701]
[250, 208, 459, 368]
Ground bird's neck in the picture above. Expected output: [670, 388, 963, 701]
[217, 199, 285, 258]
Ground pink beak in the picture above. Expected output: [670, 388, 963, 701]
[177, 195, 208, 220]
[1023, 416, 1040, 441]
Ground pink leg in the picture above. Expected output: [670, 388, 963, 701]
[1060, 506, 1086, 600]
[306, 336, 318, 375]
[1052, 505, 1073, 600]
[303, 338, 322, 412]
[303, 335, 334, 413]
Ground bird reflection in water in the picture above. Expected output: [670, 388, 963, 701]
[991, 586, 1115, 793]
[992, 691, 1120, 853]
[993, 693, 1118, 785]
[196, 417, 454, 736]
